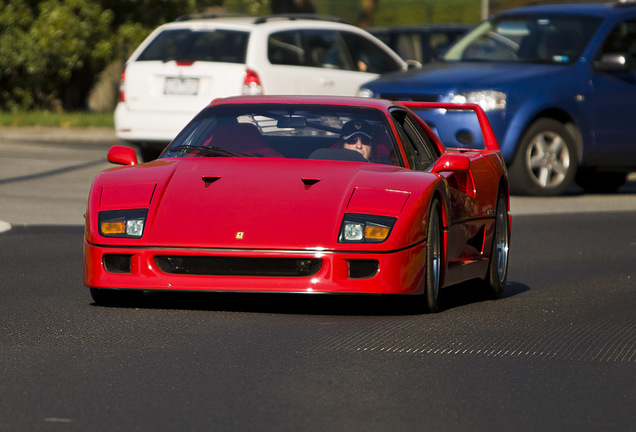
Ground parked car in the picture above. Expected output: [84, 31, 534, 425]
[359, 2, 636, 196]
[369, 23, 472, 64]
[87, 95, 510, 312]
[114, 13, 407, 159]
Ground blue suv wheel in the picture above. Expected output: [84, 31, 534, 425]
[509, 118, 578, 196]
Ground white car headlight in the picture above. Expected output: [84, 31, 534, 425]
[450, 90, 506, 111]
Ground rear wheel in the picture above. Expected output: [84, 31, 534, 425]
[90, 288, 143, 306]
[481, 190, 510, 299]
[509, 119, 578, 196]
[423, 200, 443, 313]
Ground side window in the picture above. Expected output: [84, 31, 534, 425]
[303, 30, 353, 70]
[429, 32, 453, 60]
[394, 33, 420, 63]
[599, 20, 636, 67]
[340, 32, 403, 73]
[391, 110, 438, 170]
[268, 31, 305, 66]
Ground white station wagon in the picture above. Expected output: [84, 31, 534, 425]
[114, 13, 407, 159]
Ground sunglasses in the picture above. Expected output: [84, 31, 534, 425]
[344, 133, 372, 146]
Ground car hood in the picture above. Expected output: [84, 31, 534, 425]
[91, 157, 431, 250]
[365, 61, 566, 95]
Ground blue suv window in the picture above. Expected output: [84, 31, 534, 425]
[445, 15, 602, 64]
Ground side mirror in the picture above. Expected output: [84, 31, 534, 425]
[431, 154, 470, 174]
[406, 59, 422, 70]
[107, 145, 138, 166]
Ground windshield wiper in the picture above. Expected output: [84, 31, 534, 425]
[168, 145, 256, 157]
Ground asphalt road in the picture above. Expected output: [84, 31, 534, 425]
[1, 127, 636, 228]
[0, 129, 635, 431]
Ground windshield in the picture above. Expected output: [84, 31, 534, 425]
[161, 104, 402, 166]
[444, 14, 602, 65]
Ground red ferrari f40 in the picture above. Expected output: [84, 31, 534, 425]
[85, 96, 510, 312]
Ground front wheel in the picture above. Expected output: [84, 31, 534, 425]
[508, 119, 578, 196]
[423, 200, 443, 313]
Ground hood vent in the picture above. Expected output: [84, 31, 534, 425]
[301, 178, 321, 190]
[202, 176, 221, 187]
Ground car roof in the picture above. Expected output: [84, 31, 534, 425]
[369, 23, 472, 33]
[498, 1, 636, 18]
[209, 95, 399, 111]
[157, 13, 356, 32]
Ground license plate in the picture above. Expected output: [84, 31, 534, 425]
[164, 77, 199, 95]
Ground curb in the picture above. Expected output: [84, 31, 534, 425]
[0, 127, 119, 144]
[0, 220, 11, 233]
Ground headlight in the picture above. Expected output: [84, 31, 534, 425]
[450, 90, 506, 111]
[98, 209, 148, 238]
[339, 214, 397, 243]
[357, 87, 375, 98]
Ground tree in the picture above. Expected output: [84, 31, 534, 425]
[358, 0, 377, 28]
[271, 0, 315, 13]
[0, 0, 114, 110]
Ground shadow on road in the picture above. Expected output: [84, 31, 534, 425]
[89, 280, 530, 316]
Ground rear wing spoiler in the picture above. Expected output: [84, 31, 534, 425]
[400, 102, 500, 152]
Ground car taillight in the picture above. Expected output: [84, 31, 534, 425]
[118, 67, 126, 102]
[242, 68, 263, 95]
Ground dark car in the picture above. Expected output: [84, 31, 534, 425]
[369, 24, 472, 64]
[360, 2, 636, 196]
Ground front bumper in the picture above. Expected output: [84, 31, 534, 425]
[84, 238, 427, 295]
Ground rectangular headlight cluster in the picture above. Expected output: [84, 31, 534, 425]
[339, 214, 396, 243]
[98, 209, 148, 238]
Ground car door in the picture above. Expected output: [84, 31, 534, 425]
[264, 29, 402, 96]
[589, 19, 636, 165]
[124, 28, 249, 115]
[392, 109, 497, 282]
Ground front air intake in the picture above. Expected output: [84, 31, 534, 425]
[103, 254, 132, 273]
[154, 256, 322, 277]
[348, 259, 379, 279]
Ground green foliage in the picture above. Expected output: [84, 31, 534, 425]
[0, 0, 115, 110]
[0, 0, 524, 114]
[0, 0, 198, 111]
[0, 110, 114, 127]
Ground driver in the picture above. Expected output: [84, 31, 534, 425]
[340, 120, 374, 161]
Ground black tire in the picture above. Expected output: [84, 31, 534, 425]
[508, 119, 578, 196]
[423, 200, 443, 313]
[90, 288, 143, 306]
[575, 168, 627, 194]
[481, 190, 510, 299]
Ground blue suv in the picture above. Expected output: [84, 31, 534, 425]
[359, 2, 636, 195]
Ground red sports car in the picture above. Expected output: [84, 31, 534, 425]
[85, 96, 510, 312]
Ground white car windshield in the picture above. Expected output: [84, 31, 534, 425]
[444, 14, 602, 65]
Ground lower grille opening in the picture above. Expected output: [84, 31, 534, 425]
[154, 256, 322, 277]
[348, 259, 379, 279]
[103, 254, 132, 273]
